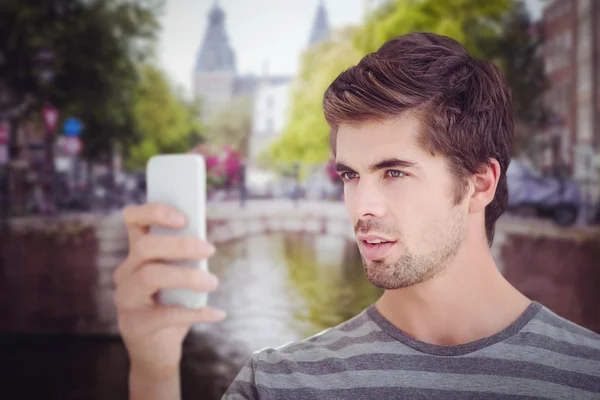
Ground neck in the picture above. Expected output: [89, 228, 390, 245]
[374, 235, 531, 346]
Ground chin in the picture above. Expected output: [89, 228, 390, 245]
[365, 273, 414, 290]
[362, 258, 413, 290]
[361, 252, 441, 291]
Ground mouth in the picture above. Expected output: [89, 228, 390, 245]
[357, 236, 397, 261]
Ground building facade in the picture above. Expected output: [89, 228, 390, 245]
[542, 0, 600, 180]
[249, 1, 331, 163]
[193, 2, 237, 121]
[194, 0, 331, 169]
[249, 76, 292, 161]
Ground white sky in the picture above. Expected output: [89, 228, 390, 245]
[157, 0, 545, 97]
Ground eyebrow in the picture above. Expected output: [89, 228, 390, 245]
[334, 158, 418, 174]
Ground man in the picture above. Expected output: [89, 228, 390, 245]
[114, 33, 600, 399]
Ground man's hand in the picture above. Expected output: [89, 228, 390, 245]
[114, 203, 226, 398]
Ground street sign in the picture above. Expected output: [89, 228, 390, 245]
[42, 106, 59, 132]
[59, 136, 82, 155]
[0, 122, 8, 144]
[63, 117, 83, 137]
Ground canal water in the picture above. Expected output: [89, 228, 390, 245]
[2, 233, 382, 400]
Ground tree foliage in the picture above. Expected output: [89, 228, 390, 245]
[125, 65, 204, 171]
[357, 0, 514, 57]
[204, 95, 253, 156]
[479, 1, 549, 156]
[270, 0, 547, 163]
[0, 0, 163, 161]
[267, 27, 362, 164]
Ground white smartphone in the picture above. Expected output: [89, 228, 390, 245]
[146, 154, 208, 309]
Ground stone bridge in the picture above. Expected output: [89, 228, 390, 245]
[96, 200, 356, 286]
[206, 200, 355, 244]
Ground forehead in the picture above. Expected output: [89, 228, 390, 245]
[335, 117, 429, 165]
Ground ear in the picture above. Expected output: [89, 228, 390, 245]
[469, 158, 501, 214]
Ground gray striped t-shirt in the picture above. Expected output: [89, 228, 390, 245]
[222, 301, 600, 399]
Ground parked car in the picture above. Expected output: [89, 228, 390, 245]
[506, 160, 582, 226]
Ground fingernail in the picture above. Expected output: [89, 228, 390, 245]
[214, 309, 227, 319]
[207, 273, 219, 286]
[207, 244, 216, 254]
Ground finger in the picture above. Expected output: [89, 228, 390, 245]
[116, 235, 215, 286]
[115, 264, 219, 310]
[117, 307, 227, 339]
[154, 306, 227, 327]
[123, 306, 228, 334]
[113, 254, 139, 286]
[113, 257, 131, 286]
[123, 203, 187, 243]
[130, 235, 215, 268]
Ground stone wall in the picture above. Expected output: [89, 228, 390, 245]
[502, 231, 600, 333]
[0, 218, 99, 333]
[0, 212, 127, 335]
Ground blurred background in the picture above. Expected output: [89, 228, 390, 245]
[1, 0, 600, 399]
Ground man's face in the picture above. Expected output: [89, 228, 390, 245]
[335, 117, 469, 290]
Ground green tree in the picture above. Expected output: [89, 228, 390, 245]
[365, 0, 549, 158]
[357, 0, 514, 57]
[204, 95, 253, 156]
[0, 0, 163, 161]
[125, 65, 204, 170]
[267, 27, 362, 164]
[480, 1, 550, 157]
[271, 0, 549, 164]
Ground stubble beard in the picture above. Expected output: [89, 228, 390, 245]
[361, 208, 467, 291]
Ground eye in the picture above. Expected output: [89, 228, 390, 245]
[386, 170, 406, 178]
[340, 171, 358, 181]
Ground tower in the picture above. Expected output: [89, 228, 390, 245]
[308, 0, 331, 46]
[194, 0, 237, 121]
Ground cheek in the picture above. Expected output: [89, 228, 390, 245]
[343, 183, 357, 217]
[386, 180, 436, 210]
[386, 182, 450, 233]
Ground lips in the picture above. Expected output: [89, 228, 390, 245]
[357, 236, 397, 261]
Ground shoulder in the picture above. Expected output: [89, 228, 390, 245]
[533, 306, 600, 341]
[520, 304, 600, 360]
[254, 306, 386, 367]
[223, 307, 392, 399]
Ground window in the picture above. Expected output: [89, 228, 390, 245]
[578, 0, 591, 17]
[577, 62, 592, 93]
[577, 18, 592, 54]
[544, 30, 574, 75]
[578, 104, 592, 141]
[265, 118, 273, 132]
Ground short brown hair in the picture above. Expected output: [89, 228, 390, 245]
[323, 32, 513, 246]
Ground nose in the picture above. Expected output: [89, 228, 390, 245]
[352, 177, 387, 218]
